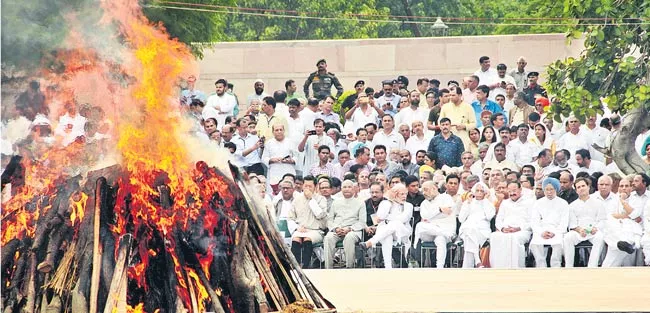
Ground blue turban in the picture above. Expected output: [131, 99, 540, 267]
[542, 177, 561, 193]
[641, 135, 650, 157]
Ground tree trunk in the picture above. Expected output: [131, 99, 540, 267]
[610, 106, 650, 174]
[400, 0, 422, 37]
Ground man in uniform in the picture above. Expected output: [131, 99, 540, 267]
[303, 59, 344, 100]
[522, 72, 547, 105]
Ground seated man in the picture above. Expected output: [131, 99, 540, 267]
[413, 181, 456, 268]
[490, 181, 533, 268]
[288, 177, 328, 269]
[529, 177, 570, 268]
[563, 177, 606, 267]
[602, 176, 645, 266]
[323, 180, 367, 269]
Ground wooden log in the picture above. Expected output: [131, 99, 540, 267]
[231, 221, 256, 313]
[234, 178, 332, 310]
[89, 177, 107, 313]
[102, 234, 132, 313]
[234, 180, 301, 301]
[1, 239, 21, 271]
[246, 233, 287, 308]
[20, 252, 36, 313]
[194, 267, 225, 313]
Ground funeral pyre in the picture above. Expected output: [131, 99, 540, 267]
[0, 0, 333, 312]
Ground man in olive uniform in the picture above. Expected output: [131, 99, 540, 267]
[522, 71, 547, 105]
[304, 59, 344, 100]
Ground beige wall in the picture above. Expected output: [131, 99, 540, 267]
[196, 34, 584, 99]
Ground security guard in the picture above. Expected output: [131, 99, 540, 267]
[522, 71, 547, 105]
[303, 59, 344, 100]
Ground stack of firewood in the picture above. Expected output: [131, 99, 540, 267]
[1, 162, 334, 313]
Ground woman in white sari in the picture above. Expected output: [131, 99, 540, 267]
[529, 123, 556, 155]
[458, 182, 496, 268]
[359, 184, 413, 268]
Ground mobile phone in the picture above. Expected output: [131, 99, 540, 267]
[283, 155, 291, 160]
[308, 130, 317, 135]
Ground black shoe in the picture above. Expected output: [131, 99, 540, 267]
[617, 241, 635, 254]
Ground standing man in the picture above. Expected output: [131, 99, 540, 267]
[428, 118, 465, 168]
[247, 79, 269, 106]
[563, 177, 606, 267]
[372, 115, 405, 156]
[492, 64, 517, 100]
[523, 72, 547, 105]
[509, 57, 529, 90]
[508, 91, 535, 126]
[256, 96, 289, 141]
[285, 79, 303, 102]
[416, 78, 430, 108]
[557, 116, 594, 166]
[376, 80, 402, 115]
[394, 90, 429, 127]
[180, 75, 206, 106]
[299, 119, 335, 174]
[262, 124, 296, 191]
[317, 96, 342, 126]
[439, 86, 476, 150]
[471, 85, 505, 128]
[204, 78, 237, 128]
[303, 59, 343, 100]
[473, 56, 499, 94]
[233, 118, 265, 176]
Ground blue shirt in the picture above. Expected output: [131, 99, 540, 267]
[471, 99, 506, 127]
[427, 133, 465, 167]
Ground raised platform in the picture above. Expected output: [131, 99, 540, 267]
[305, 268, 650, 312]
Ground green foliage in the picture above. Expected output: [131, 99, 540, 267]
[544, 0, 650, 122]
[335, 90, 357, 123]
[143, 0, 234, 58]
[222, 0, 389, 41]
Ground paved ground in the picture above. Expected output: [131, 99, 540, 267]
[305, 267, 650, 312]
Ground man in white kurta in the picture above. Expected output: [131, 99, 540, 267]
[556, 116, 595, 166]
[641, 200, 650, 266]
[490, 182, 533, 268]
[359, 184, 414, 269]
[601, 177, 644, 267]
[563, 178, 607, 267]
[413, 181, 457, 268]
[529, 178, 570, 268]
[324, 180, 367, 269]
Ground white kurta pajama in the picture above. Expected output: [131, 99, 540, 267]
[490, 196, 533, 268]
[563, 197, 607, 267]
[529, 196, 570, 267]
[368, 200, 414, 268]
[601, 194, 644, 267]
[458, 199, 496, 267]
[413, 194, 456, 268]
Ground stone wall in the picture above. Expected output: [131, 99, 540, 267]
[196, 33, 583, 99]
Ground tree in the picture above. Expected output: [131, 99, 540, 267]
[543, 0, 650, 174]
[142, 0, 234, 58]
[222, 0, 389, 41]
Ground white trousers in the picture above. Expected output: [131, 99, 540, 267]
[415, 223, 453, 268]
[369, 223, 405, 269]
[530, 244, 563, 267]
[489, 231, 531, 268]
[563, 231, 605, 268]
[641, 233, 650, 266]
[460, 228, 487, 268]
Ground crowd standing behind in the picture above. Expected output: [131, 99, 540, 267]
[3, 56, 650, 269]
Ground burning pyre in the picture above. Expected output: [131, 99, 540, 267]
[0, 0, 333, 312]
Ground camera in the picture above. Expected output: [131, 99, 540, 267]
[308, 130, 317, 135]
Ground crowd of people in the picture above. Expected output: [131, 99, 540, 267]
[3, 55, 650, 269]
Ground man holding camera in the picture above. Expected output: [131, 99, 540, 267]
[234, 117, 265, 176]
[492, 63, 517, 101]
[299, 118, 335, 175]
